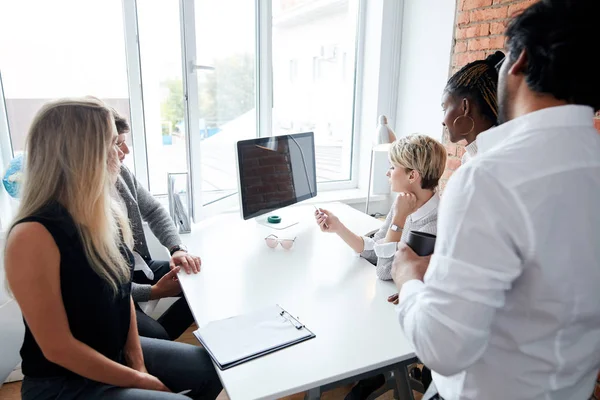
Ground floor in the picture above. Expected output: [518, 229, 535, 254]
[0, 325, 421, 400]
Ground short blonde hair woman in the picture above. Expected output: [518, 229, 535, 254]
[315, 133, 446, 281]
[4, 98, 221, 399]
[315, 133, 446, 398]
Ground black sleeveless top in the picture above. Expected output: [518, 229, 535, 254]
[17, 202, 134, 378]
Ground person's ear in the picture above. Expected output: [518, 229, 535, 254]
[508, 49, 527, 76]
[462, 97, 471, 116]
[409, 169, 420, 184]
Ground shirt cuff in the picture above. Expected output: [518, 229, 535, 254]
[398, 279, 425, 305]
[165, 240, 181, 253]
[373, 241, 398, 258]
[131, 283, 152, 303]
[362, 236, 375, 251]
[395, 279, 425, 323]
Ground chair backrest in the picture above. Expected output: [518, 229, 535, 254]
[0, 301, 24, 385]
[0, 235, 25, 386]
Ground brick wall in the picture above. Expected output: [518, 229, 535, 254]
[239, 142, 296, 216]
[443, 0, 600, 188]
[442, 0, 534, 188]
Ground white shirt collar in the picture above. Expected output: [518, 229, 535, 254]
[478, 105, 595, 155]
[410, 192, 439, 222]
[464, 140, 478, 157]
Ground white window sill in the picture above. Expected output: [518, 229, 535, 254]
[204, 188, 388, 217]
[308, 188, 387, 206]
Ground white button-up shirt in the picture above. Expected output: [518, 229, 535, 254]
[397, 105, 600, 400]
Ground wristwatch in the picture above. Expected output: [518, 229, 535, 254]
[390, 224, 403, 232]
[169, 244, 188, 256]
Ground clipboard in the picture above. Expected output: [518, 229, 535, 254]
[193, 305, 315, 370]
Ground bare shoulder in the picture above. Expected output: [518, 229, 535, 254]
[5, 222, 60, 275]
[7, 221, 55, 248]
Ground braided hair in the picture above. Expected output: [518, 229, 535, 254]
[445, 51, 505, 126]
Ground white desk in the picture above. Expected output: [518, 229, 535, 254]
[178, 203, 417, 400]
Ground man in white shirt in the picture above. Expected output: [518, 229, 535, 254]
[391, 1, 600, 399]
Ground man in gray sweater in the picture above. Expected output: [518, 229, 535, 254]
[113, 111, 201, 340]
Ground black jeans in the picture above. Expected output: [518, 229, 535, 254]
[21, 337, 222, 400]
[134, 260, 194, 341]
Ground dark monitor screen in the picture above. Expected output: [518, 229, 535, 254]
[236, 132, 317, 220]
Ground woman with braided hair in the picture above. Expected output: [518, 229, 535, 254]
[385, 51, 506, 397]
[343, 53, 505, 400]
[442, 50, 505, 164]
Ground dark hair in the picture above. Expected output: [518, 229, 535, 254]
[445, 51, 504, 126]
[111, 108, 130, 134]
[505, 0, 600, 111]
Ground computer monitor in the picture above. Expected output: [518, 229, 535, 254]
[236, 132, 317, 228]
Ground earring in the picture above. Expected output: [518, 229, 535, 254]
[453, 115, 475, 136]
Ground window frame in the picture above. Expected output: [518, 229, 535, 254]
[0, 0, 385, 225]
[122, 0, 149, 189]
[184, 0, 365, 219]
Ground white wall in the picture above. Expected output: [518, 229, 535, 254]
[394, 0, 456, 141]
[356, 0, 395, 194]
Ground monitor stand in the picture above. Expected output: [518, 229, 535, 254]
[255, 209, 300, 230]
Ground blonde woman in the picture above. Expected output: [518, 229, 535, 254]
[4, 98, 221, 400]
[315, 134, 446, 281]
[315, 134, 446, 400]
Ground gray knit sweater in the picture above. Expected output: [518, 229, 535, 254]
[117, 166, 181, 302]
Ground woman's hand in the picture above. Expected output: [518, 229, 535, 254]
[133, 371, 172, 392]
[150, 266, 182, 300]
[315, 208, 343, 233]
[393, 192, 418, 224]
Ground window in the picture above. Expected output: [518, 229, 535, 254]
[272, 0, 359, 183]
[289, 59, 298, 83]
[0, 0, 366, 221]
[191, 0, 257, 206]
[0, 0, 134, 170]
[136, 1, 186, 195]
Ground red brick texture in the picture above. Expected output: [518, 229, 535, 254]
[239, 142, 296, 215]
[444, 0, 600, 190]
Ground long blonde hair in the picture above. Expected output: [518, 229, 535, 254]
[11, 98, 133, 294]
